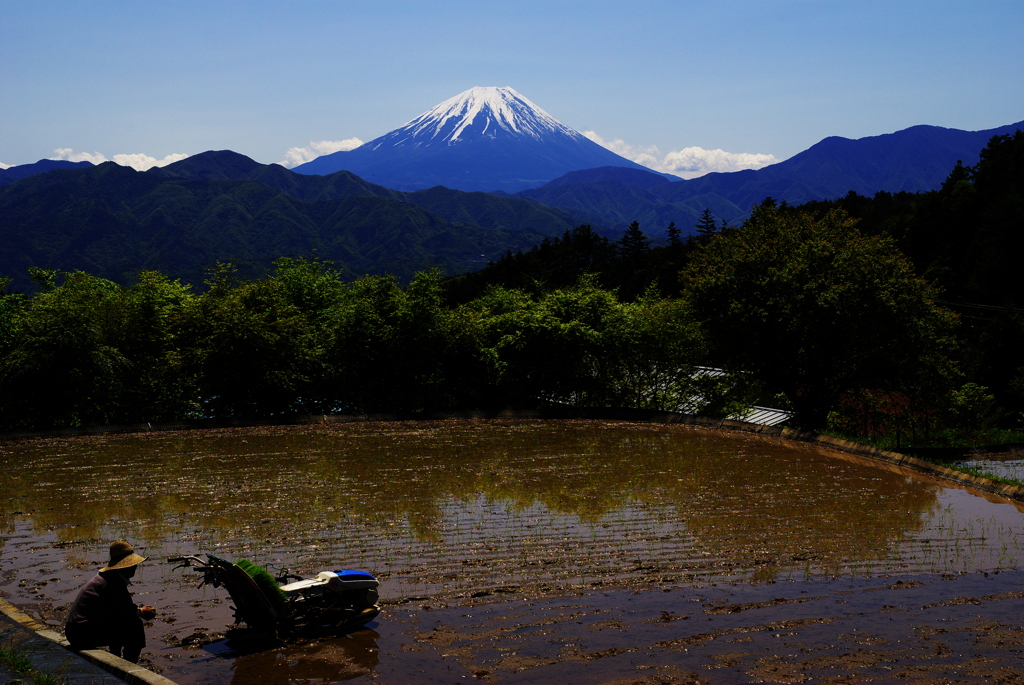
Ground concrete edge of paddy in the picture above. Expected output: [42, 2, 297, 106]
[0, 597, 174, 685]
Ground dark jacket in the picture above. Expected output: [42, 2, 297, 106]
[64, 570, 144, 650]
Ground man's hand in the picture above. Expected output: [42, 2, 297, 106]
[139, 605, 157, 620]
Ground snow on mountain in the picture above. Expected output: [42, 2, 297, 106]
[293, 86, 662, 193]
[383, 86, 582, 146]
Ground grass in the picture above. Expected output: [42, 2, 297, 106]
[822, 426, 1024, 452]
[0, 647, 64, 685]
[820, 427, 1024, 488]
[935, 462, 1024, 488]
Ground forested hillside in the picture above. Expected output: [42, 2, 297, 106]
[515, 120, 1024, 235]
[2, 133, 1022, 445]
[0, 152, 587, 291]
[455, 132, 1024, 433]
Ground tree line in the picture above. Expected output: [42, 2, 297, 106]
[0, 258, 724, 431]
[0, 211, 958, 441]
[3, 132, 1022, 443]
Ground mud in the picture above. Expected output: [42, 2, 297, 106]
[2, 420, 1024, 683]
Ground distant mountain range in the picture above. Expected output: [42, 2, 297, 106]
[0, 159, 93, 185]
[1, 84, 1020, 288]
[288, 85, 1022, 234]
[515, 120, 1024, 234]
[292, 86, 668, 192]
[0, 151, 586, 291]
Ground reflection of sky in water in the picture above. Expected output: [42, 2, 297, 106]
[960, 455, 1024, 482]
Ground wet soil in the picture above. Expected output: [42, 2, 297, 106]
[2, 420, 1024, 683]
[373, 571, 1024, 684]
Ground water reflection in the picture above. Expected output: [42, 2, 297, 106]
[960, 453, 1024, 482]
[4, 421, 1024, 685]
[0, 421, 1017, 594]
[206, 629, 380, 684]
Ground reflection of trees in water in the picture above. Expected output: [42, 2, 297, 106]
[0, 422, 941, 571]
[671, 441, 944, 574]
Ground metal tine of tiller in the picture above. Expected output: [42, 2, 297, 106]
[168, 554, 207, 570]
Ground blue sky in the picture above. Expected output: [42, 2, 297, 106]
[3, 0, 1022, 174]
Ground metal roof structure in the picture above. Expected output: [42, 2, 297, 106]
[686, 367, 794, 427]
[728, 405, 793, 427]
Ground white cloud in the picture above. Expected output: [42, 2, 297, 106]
[582, 131, 779, 180]
[51, 148, 108, 164]
[279, 138, 364, 168]
[112, 152, 189, 171]
[582, 132, 662, 169]
[50, 148, 190, 171]
[0, 162, 11, 170]
[661, 147, 779, 178]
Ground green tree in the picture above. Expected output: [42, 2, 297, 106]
[270, 256, 347, 316]
[469, 278, 620, 407]
[469, 276, 706, 410]
[324, 270, 483, 412]
[444, 225, 616, 304]
[177, 263, 321, 417]
[617, 221, 650, 259]
[0, 269, 196, 429]
[681, 206, 958, 430]
[694, 208, 718, 244]
[602, 292, 708, 410]
[0, 272, 131, 428]
[117, 271, 196, 420]
[0, 278, 23, 358]
[665, 221, 682, 249]
[966, 131, 1024, 304]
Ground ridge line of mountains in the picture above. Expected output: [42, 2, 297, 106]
[1, 88, 1021, 291]
[0, 152, 587, 289]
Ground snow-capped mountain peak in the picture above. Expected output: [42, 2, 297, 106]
[383, 86, 583, 147]
[293, 86, 657, 192]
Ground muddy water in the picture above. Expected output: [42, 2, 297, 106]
[2, 420, 1024, 684]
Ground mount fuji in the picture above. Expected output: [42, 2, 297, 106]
[293, 86, 669, 193]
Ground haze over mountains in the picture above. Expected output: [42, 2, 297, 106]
[1, 85, 1021, 289]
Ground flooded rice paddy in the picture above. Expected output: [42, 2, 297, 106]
[2, 420, 1024, 684]
[960, 451, 1024, 483]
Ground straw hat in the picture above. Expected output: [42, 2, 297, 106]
[100, 540, 147, 572]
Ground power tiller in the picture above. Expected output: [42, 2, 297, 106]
[170, 554, 380, 638]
